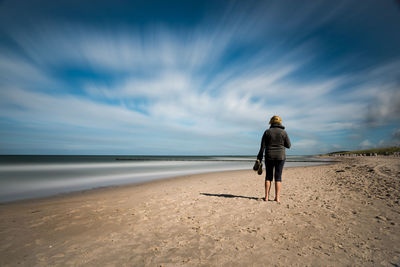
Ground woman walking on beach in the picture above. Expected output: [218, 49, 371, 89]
[257, 115, 291, 203]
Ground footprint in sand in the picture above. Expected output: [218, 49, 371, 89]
[35, 239, 44, 245]
[51, 253, 65, 259]
[54, 225, 67, 231]
[30, 221, 45, 227]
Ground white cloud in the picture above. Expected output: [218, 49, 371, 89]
[0, 53, 55, 88]
[0, 87, 150, 132]
[293, 138, 319, 148]
[360, 139, 373, 149]
[1, 29, 398, 154]
[366, 85, 400, 126]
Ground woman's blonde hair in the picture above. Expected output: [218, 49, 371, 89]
[269, 115, 282, 124]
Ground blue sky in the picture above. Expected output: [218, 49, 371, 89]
[0, 0, 399, 155]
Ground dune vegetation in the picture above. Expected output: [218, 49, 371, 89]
[327, 146, 400, 156]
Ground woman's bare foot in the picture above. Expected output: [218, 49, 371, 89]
[263, 196, 268, 201]
[274, 198, 280, 203]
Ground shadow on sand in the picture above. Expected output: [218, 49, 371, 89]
[200, 193, 260, 201]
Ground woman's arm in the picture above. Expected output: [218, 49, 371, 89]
[257, 132, 266, 161]
[284, 132, 291, 149]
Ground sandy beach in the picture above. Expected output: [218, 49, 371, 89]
[0, 156, 399, 266]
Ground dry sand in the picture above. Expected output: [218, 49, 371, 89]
[0, 156, 399, 266]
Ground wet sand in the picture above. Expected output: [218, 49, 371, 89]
[0, 156, 399, 266]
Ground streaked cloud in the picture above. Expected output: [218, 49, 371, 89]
[0, 0, 399, 155]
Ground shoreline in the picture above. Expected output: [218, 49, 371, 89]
[0, 159, 336, 205]
[1, 157, 399, 266]
[0, 168, 254, 206]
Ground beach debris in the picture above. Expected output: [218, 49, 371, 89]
[375, 215, 386, 221]
[279, 233, 288, 239]
[336, 170, 345, 173]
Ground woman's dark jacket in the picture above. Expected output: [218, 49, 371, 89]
[257, 123, 291, 161]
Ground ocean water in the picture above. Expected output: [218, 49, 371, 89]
[0, 155, 332, 203]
